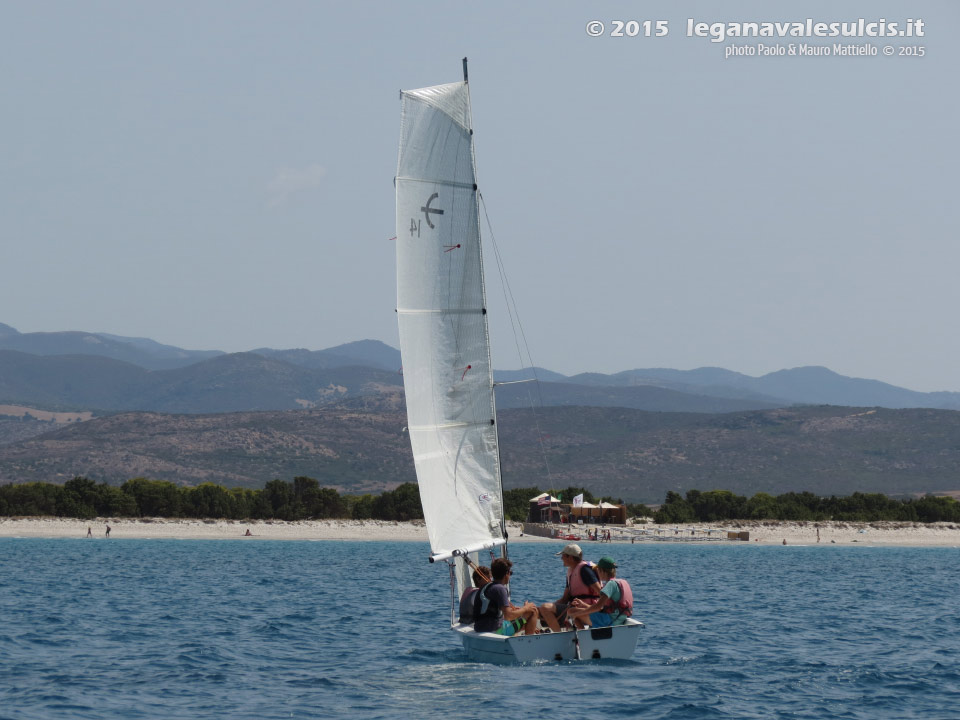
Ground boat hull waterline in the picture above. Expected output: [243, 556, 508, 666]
[453, 619, 644, 664]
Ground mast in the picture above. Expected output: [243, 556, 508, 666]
[463, 57, 508, 555]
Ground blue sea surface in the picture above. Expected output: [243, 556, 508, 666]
[2, 538, 960, 719]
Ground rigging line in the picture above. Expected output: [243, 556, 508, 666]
[478, 193, 529, 384]
[479, 192, 546, 411]
[479, 192, 553, 484]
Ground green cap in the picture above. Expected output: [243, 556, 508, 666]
[597, 556, 617, 571]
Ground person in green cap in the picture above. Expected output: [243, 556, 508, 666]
[566, 556, 633, 629]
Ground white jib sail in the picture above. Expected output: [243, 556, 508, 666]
[396, 79, 505, 563]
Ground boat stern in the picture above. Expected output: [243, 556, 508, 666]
[452, 619, 643, 664]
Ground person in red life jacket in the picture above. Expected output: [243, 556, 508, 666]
[472, 558, 540, 636]
[458, 565, 491, 624]
[566, 556, 633, 629]
[537, 543, 602, 632]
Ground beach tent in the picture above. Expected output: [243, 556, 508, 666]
[599, 502, 627, 524]
[569, 501, 601, 521]
[530, 492, 560, 504]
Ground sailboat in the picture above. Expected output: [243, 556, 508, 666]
[395, 59, 643, 663]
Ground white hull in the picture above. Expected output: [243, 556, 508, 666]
[452, 619, 644, 664]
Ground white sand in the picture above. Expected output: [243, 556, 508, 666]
[1, 517, 959, 546]
[718, 519, 960, 547]
[0, 517, 545, 542]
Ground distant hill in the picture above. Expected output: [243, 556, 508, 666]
[5, 321, 960, 502]
[0, 348, 774, 417]
[563, 366, 960, 411]
[0, 402, 414, 491]
[250, 340, 401, 372]
[0, 414, 58, 446]
[2, 403, 960, 502]
[498, 405, 960, 502]
[0, 349, 402, 414]
[0, 324, 221, 370]
[0, 351, 151, 409]
[4, 320, 960, 412]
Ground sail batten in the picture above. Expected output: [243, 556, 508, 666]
[396, 176, 476, 190]
[397, 308, 485, 315]
[409, 420, 492, 432]
[396, 78, 504, 560]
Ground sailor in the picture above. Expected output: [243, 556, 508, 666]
[566, 556, 633, 629]
[458, 565, 491, 624]
[537, 543, 602, 632]
[472, 558, 539, 636]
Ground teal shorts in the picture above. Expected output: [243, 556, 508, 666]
[588, 612, 613, 627]
[496, 618, 525, 636]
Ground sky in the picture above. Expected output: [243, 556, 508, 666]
[2, 1, 957, 391]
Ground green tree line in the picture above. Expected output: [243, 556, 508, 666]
[3, 478, 957, 524]
[0, 476, 424, 522]
[653, 489, 960, 524]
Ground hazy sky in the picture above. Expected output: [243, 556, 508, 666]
[2, 1, 957, 391]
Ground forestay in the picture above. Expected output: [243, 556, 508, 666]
[395, 79, 506, 564]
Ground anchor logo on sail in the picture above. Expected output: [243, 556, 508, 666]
[420, 193, 445, 229]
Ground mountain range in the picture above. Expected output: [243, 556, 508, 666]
[3, 321, 960, 500]
[2, 322, 959, 416]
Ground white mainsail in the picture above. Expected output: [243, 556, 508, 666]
[396, 76, 506, 563]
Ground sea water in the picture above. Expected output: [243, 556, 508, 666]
[2, 538, 960, 719]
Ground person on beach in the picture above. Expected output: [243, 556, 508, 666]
[244, 528, 252, 536]
[86, 527, 92, 538]
[566, 556, 633, 629]
[538, 543, 602, 632]
[473, 558, 539, 636]
[105, 525, 111, 537]
[458, 565, 491, 624]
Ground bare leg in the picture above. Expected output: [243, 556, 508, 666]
[538, 603, 562, 632]
[522, 608, 540, 635]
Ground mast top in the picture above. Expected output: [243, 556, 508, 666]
[462, 57, 468, 83]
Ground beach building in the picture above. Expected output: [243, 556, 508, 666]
[569, 500, 601, 522]
[527, 493, 563, 523]
[599, 501, 627, 524]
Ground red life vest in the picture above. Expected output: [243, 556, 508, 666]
[603, 578, 633, 617]
[567, 561, 601, 600]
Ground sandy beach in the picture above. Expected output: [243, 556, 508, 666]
[0, 517, 543, 543]
[2, 517, 960, 547]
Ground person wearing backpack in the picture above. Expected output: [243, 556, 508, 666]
[566, 556, 633, 629]
[458, 565, 491, 624]
[472, 558, 540, 636]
